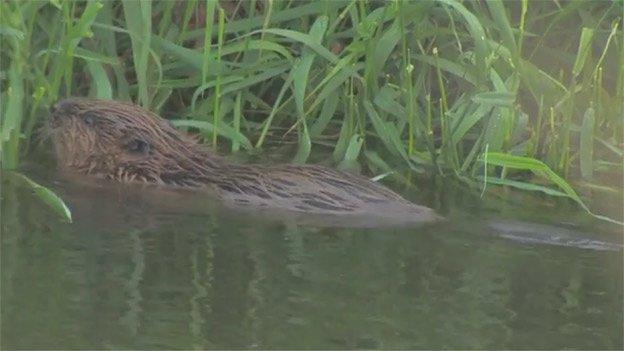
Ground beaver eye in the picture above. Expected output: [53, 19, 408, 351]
[82, 112, 97, 126]
[126, 139, 150, 155]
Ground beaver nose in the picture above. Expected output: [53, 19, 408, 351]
[52, 99, 75, 114]
[50, 99, 78, 127]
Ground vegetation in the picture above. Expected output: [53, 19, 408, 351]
[1, 0, 622, 223]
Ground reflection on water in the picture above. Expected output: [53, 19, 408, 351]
[1, 172, 622, 349]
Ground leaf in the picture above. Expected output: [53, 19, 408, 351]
[150, 35, 227, 74]
[477, 176, 569, 197]
[0, 26, 25, 40]
[252, 28, 338, 63]
[221, 39, 294, 60]
[182, 1, 346, 40]
[309, 91, 340, 138]
[437, 0, 489, 84]
[1, 49, 24, 170]
[292, 15, 328, 119]
[373, 20, 401, 69]
[86, 61, 112, 99]
[231, 92, 243, 152]
[191, 75, 245, 110]
[122, 0, 151, 106]
[306, 62, 360, 114]
[13, 173, 72, 223]
[221, 64, 290, 95]
[374, 85, 406, 119]
[482, 152, 584, 207]
[201, 0, 217, 85]
[48, 0, 62, 9]
[255, 69, 296, 148]
[572, 27, 595, 77]
[413, 54, 478, 85]
[289, 16, 328, 165]
[338, 134, 364, 170]
[96, 1, 130, 99]
[70, 1, 103, 39]
[579, 107, 595, 180]
[479, 152, 622, 225]
[451, 103, 491, 145]
[363, 100, 408, 160]
[292, 122, 311, 164]
[169, 119, 253, 150]
[73, 47, 120, 65]
[472, 91, 516, 107]
[486, 0, 518, 62]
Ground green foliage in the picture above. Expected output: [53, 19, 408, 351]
[7, 172, 72, 223]
[1, 0, 622, 221]
[480, 152, 621, 225]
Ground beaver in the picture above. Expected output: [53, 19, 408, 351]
[48, 98, 440, 223]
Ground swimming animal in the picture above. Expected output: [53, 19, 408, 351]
[48, 98, 440, 223]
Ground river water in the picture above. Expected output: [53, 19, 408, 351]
[1, 170, 622, 349]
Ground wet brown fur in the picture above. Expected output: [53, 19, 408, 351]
[49, 98, 438, 219]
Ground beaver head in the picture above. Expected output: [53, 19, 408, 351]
[48, 98, 222, 186]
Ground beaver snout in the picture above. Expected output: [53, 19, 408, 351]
[51, 99, 77, 115]
[50, 99, 79, 128]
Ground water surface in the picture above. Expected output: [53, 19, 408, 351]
[1, 170, 622, 349]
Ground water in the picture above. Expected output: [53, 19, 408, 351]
[2, 170, 622, 349]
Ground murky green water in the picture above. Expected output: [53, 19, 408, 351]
[2, 170, 622, 349]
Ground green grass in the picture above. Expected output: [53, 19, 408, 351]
[1, 0, 622, 222]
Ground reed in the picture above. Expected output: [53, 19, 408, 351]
[1, 0, 622, 222]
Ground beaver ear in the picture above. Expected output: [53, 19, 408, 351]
[125, 138, 151, 155]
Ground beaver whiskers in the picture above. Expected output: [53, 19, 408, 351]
[48, 98, 440, 221]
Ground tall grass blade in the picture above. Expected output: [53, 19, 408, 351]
[482, 152, 622, 224]
[11, 172, 72, 223]
[122, 0, 152, 107]
[572, 28, 595, 77]
[293, 16, 328, 119]
[169, 120, 253, 150]
[437, 0, 489, 85]
[86, 61, 112, 99]
[339, 134, 364, 170]
[580, 107, 595, 180]
[2, 51, 24, 170]
[252, 28, 338, 63]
